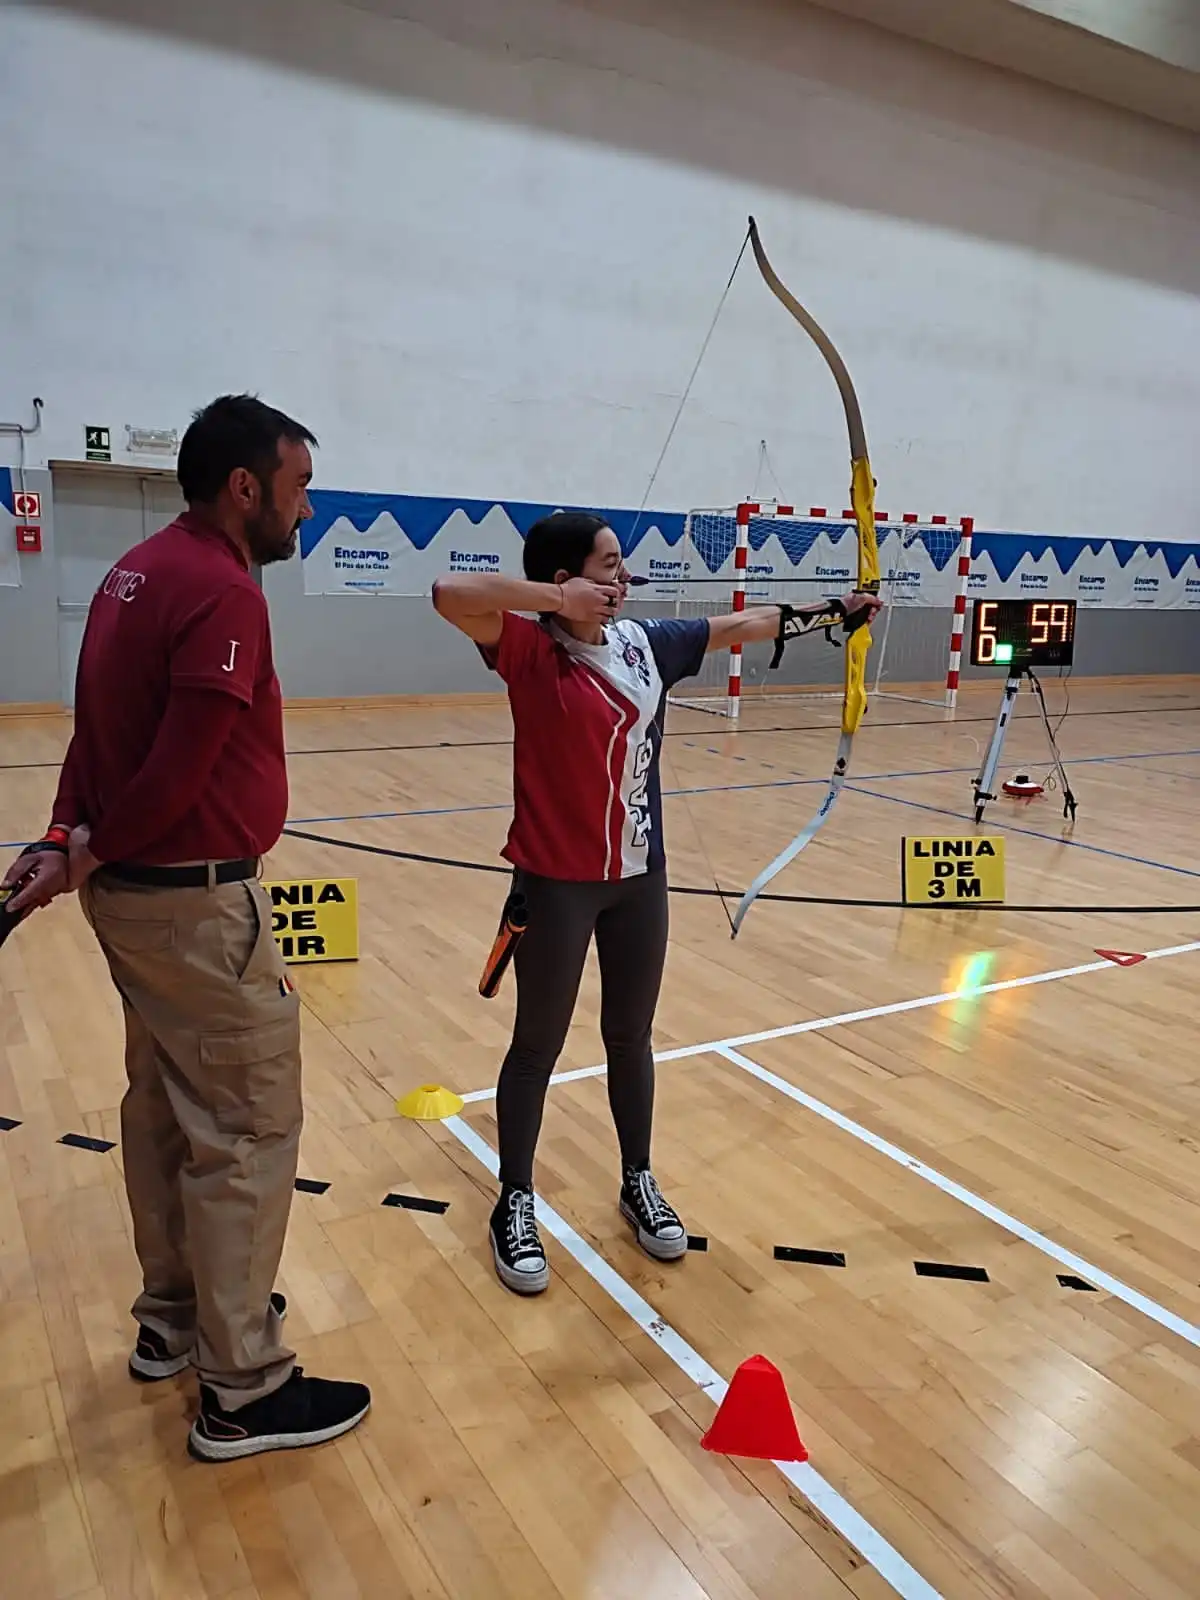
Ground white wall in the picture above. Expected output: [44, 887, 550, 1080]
[2, 0, 1199, 547]
[1017, 0, 1200, 70]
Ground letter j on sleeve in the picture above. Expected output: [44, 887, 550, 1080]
[170, 587, 267, 704]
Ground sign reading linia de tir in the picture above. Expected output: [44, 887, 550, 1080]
[264, 877, 359, 962]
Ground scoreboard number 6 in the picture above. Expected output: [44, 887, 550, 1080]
[975, 601, 998, 662]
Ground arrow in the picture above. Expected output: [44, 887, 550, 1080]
[1094, 949, 1146, 967]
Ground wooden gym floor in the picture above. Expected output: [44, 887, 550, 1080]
[2, 676, 1200, 1599]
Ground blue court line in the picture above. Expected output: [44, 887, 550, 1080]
[282, 765, 976, 827]
[6, 748, 1199, 851]
[1, 773, 904, 843]
[1085, 751, 1200, 783]
[845, 784, 1200, 881]
[1099, 764, 1200, 784]
[289, 802, 508, 825]
[282, 748, 1200, 826]
[1080, 748, 1200, 764]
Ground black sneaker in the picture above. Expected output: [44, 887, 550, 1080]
[129, 1292, 288, 1383]
[187, 1366, 371, 1462]
[489, 1186, 549, 1295]
[620, 1166, 687, 1261]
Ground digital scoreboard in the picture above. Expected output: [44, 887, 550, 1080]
[969, 599, 1076, 669]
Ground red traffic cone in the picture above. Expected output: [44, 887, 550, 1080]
[701, 1355, 808, 1462]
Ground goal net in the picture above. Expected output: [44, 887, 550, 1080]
[644, 502, 970, 719]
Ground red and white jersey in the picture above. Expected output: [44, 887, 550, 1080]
[481, 613, 709, 882]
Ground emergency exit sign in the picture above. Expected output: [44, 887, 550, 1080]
[85, 426, 111, 462]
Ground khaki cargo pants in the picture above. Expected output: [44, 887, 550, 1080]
[80, 870, 302, 1410]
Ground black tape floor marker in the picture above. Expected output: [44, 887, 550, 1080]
[59, 1132, 116, 1153]
[1057, 1274, 1097, 1292]
[0, 703, 1194, 775]
[382, 1193, 450, 1214]
[281, 829, 1200, 916]
[285, 828, 506, 877]
[0, 1115, 21, 1132]
[774, 1246, 847, 1267]
[914, 1261, 990, 1282]
[294, 1178, 331, 1195]
[267, 702, 1200, 760]
[686, 1235, 709, 1253]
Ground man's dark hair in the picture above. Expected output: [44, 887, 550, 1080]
[177, 394, 317, 503]
[522, 510, 609, 583]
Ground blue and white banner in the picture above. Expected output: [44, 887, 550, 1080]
[299, 488, 1200, 610]
[969, 532, 1200, 610]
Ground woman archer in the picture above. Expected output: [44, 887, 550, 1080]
[433, 510, 881, 1295]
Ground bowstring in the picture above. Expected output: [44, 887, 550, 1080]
[628, 221, 755, 936]
[655, 722, 738, 937]
[750, 437, 788, 506]
[627, 222, 752, 550]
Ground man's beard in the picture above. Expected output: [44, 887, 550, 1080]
[245, 494, 300, 567]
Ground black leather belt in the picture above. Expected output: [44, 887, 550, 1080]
[104, 858, 259, 888]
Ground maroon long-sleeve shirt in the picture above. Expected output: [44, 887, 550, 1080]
[52, 512, 288, 865]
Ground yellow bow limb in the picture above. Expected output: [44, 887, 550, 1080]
[730, 222, 881, 937]
[843, 454, 880, 736]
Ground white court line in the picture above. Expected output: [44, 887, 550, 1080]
[459, 939, 1200, 1105]
[715, 1041, 1200, 1350]
[443, 1113, 942, 1600]
[461, 1062, 608, 1102]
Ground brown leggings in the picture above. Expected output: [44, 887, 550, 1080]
[495, 869, 669, 1189]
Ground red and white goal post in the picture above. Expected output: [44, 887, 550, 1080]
[655, 502, 974, 718]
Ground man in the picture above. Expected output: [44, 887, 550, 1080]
[2, 395, 370, 1461]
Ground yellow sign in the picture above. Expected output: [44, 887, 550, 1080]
[900, 837, 1005, 905]
[264, 878, 359, 963]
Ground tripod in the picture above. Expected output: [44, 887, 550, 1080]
[972, 666, 1077, 824]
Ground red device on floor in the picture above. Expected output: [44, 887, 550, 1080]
[1002, 771, 1044, 798]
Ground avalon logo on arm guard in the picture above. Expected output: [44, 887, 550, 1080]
[769, 597, 863, 669]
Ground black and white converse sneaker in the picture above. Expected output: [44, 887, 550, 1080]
[187, 1366, 371, 1462]
[620, 1165, 687, 1261]
[129, 1292, 288, 1383]
[489, 1186, 549, 1295]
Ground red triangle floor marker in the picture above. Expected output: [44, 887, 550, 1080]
[701, 1355, 808, 1462]
[1095, 949, 1146, 967]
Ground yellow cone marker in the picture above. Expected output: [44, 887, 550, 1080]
[396, 1084, 465, 1121]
